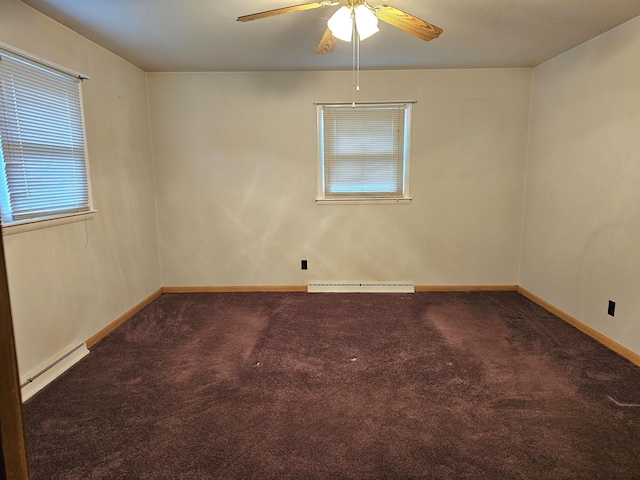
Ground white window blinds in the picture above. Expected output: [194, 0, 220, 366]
[0, 50, 90, 225]
[318, 103, 411, 200]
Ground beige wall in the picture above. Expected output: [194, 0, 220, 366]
[5, 0, 639, 372]
[521, 15, 640, 354]
[148, 69, 532, 288]
[0, 0, 161, 376]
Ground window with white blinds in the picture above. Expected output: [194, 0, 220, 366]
[0, 49, 91, 226]
[317, 103, 412, 202]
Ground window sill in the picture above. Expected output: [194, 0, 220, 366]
[2, 210, 97, 236]
[316, 198, 412, 205]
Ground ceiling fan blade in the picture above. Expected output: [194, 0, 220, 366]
[237, 2, 335, 22]
[315, 28, 338, 54]
[373, 5, 443, 41]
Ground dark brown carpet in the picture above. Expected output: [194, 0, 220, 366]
[24, 291, 640, 479]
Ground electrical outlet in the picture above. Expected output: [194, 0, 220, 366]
[608, 300, 615, 317]
[301, 260, 308, 270]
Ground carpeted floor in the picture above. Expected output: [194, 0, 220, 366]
[24, 291, 640, 479]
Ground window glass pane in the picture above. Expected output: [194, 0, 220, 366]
[318, 103, 410, 200]
[0, 50, 90, 225]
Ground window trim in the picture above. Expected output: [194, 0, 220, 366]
[315, 197, 411, 205]
[1, 209, 96, 236]
[316, 101, 414, 205]
[0, 43, 94, 232]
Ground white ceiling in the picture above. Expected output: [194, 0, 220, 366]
[19, 0, 640, 72]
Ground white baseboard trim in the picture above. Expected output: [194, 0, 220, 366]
[20, 340, 89, 402]
[308, 282, 415, 293]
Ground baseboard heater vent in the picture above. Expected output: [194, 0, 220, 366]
[308, 282, 414, 293]
[20, 340, 90, 402]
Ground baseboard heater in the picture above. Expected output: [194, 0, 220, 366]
[20, 340, 90, 402]
[308, 282, 414, 293]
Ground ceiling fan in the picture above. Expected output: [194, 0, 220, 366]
[237, 1, 443, 55]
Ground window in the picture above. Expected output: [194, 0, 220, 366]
[0, 48, 91, 227]
[317, 102, 412, 203]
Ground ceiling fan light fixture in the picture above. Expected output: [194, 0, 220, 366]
[327, 5, 353, 42]
[354, 4, 379, 40]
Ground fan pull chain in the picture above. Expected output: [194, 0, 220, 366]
[351, 13, 363, 107]
[352, 13, 357, 107]
[357, 29, 361, 92]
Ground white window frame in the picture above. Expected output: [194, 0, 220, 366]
[0, 43, 94, 235]
[316, 101, 413, 205]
